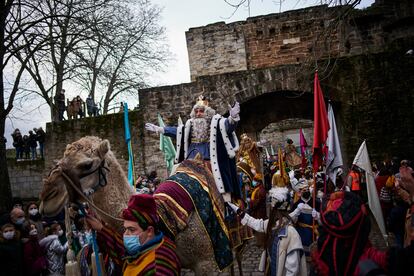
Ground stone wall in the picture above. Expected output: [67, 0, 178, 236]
[139, 46, 414, 170]
[186, 1, 414, 80]
[8, 160, 44, 200]
[38, 0, 414, 183]
[39, 49, 414, 182]
[186, 22, 247, 81]
[44, 111, 146, 179]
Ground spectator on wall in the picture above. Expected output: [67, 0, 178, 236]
[22, 135, 30, 160]
[11, 129, 23, 160]
[34, 127, 45, 160]
[54, 89, 66, 121]
[75, 95, 85, 118]
[28, 130, 38, 160]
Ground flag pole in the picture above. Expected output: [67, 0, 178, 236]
[312, 168, 317, 241]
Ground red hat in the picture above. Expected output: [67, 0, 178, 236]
[122, 194, 158, 229]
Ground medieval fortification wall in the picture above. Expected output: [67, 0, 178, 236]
[9, 0, 414, 199]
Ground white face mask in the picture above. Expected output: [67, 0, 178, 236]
[29, 229, 38, 236]
[3, 231, 15, 240]
[58, 230, 64, 236]
[15, 218, 25, 225]
[29, 209, 39, 216]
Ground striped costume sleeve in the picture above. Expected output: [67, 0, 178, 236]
[97, 224, 125, 265]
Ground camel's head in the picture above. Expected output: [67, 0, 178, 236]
[40, 137, 111, 217]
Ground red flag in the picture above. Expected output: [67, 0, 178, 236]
[300, 129, 308, 169]
[312, 72, 330, 171]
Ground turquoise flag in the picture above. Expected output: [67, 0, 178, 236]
[158, 113, 176, 174]
[123, 103, 135, 186]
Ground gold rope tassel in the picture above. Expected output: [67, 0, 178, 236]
[66, 248, 81, 276]
[65, 206, 81, 276]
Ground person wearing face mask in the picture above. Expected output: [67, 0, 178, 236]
[10, 207, 26, 233]
[290, 184, 321, 258]
[87, 194, 181, 275]
[39, 223, 68, 275]
[22, 223, 48, 276]
[26, 202, 45, 240]
[249, 175, 267, 221]
[0, 223, 24, 276]
[122, 194, 180, 275]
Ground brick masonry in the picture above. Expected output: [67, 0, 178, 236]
[186, 1, 414, 80]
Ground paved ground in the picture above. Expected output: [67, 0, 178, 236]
[182, 216, 393, 275]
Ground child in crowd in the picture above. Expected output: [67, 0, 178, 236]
[39, 223, 68, 276]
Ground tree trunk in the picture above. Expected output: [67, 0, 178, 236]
[0, 118, 12, 213]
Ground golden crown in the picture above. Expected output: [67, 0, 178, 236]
[241, 133, 250, 141]
[195, 95, 209, 107]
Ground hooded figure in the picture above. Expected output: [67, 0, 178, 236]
[312, 191, 414, 276]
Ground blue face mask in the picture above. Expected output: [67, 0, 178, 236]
[252, 180, 258, 187]
[123, 235, 141, 255]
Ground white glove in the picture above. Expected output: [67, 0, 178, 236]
[227, 202, 239, 213]
[297, 203, 305, 211]
[145, 123, 164, 134]
[312, 208, 320, 220]
[228, 102, 240, 122]
[256, 139, 267, 147]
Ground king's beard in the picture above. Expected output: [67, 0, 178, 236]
[191, 117, 210, 141]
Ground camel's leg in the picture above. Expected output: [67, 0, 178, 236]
[235, 241, 248, 276]
[230, 263, 235, 276]
[236, 249, 243, 276]
[194, 261, 216, 276]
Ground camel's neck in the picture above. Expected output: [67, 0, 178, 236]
[92, 157, 134, 233]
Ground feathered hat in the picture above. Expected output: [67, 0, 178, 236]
[268, 186, 290, 210]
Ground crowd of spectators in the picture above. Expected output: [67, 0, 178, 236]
[54, 89, 100, 121]
[11, 127, 46, 161]
[0, 198, 69, 276]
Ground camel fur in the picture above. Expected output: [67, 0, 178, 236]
[40, 136, 222, 274]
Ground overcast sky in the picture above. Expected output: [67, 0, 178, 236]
[5, 0, 375, 148]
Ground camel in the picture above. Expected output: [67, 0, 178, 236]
[39, 136, 232, 274]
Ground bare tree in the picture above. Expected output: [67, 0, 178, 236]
[15, 0, 110, 122]
[0, 0, 50, 212]
[72, 0, 168, 114]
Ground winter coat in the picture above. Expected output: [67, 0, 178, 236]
[12, 133, 23, 147]
[28, 215, 46, 240]
[23, 237, 48, 276]
[39, 235, 68, 275]
[28, 133, 38, 148]
[36, 129, 46, 143]
[22, 136, 30, 153]
[0, 236, 24, 276]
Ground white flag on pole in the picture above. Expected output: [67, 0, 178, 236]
[265, 147, 271, 161]
[326, 104, 343, 186]
[353, 140, 388, 244]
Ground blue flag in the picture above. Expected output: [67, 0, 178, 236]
[123, 103, 135, 186]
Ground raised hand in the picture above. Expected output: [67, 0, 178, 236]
[228, 102, 240, 121]
[145, 123, 164, 134]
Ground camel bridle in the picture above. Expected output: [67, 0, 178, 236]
[48, 159, 123, 222]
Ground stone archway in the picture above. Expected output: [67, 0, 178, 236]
[237, 91, 314, 134]
[236, 91, 315, 162]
